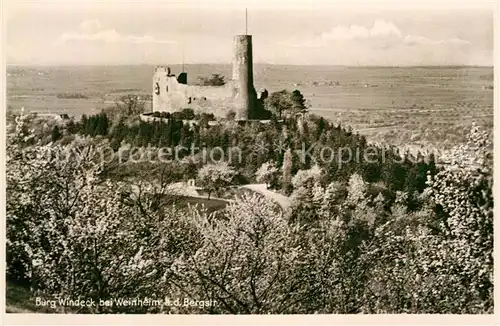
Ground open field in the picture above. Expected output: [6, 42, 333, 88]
[7, 64, 493, 148]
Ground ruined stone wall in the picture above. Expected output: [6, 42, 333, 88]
[152, 68, 238, 117]
[152, 35, 260, 119]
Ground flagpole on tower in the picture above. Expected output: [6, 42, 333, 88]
[182, 47, 185, 73]
[245, 8, 248, 35]
[180, 18, 185, 73]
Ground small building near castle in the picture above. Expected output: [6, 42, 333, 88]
[152, 35, 269, 120]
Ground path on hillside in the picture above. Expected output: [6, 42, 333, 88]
[239, 184, 292, 212]
[129, 183, 234, 203]
[153, 182, 292, 211]
[130, 182, 291, 212]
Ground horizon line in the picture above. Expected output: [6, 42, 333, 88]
[6, 63, 494, 68]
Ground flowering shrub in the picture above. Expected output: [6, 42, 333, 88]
[291, 164, 322, 189]
[345, 173, 368, 206]
[360, 123, 493, 313]
[197, 162, 237, 199]
[423, 122, 493, 312]
[170, 194, 307, 313]
[6, 113, 492, 314]
[169, 193, 355, 313]
[6, 112, 202, 312]
[255, 160, 279, 189]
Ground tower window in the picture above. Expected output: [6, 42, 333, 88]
[166, 85, 169, 92]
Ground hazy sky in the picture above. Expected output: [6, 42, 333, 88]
[6, 0, 494, 66]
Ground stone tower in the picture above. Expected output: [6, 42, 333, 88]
[232, 35, 257, 120]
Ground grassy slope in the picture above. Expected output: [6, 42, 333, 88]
[6, 283, 43, 313]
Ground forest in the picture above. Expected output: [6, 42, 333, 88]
[5, 92, 493, 314]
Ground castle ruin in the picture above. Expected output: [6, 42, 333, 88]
[152, 35, 266, 120]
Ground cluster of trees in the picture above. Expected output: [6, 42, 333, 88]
[196, 74, 226, 86]
[147, 109, 216, 122]
[48, 108, 437, 202]
[56, 92, 88, 99]
[6, 110, 493, 313]
[197, 162, 237, 199]
[77, 113, 110, 137]
[115, 94, 146, 116]
[264, 89, 308, 119]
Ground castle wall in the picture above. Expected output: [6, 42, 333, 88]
[153, 69, 238, 117]
[152, 34, 260, 120]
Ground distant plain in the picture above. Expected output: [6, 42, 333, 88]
[6, 64, 493, 149]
